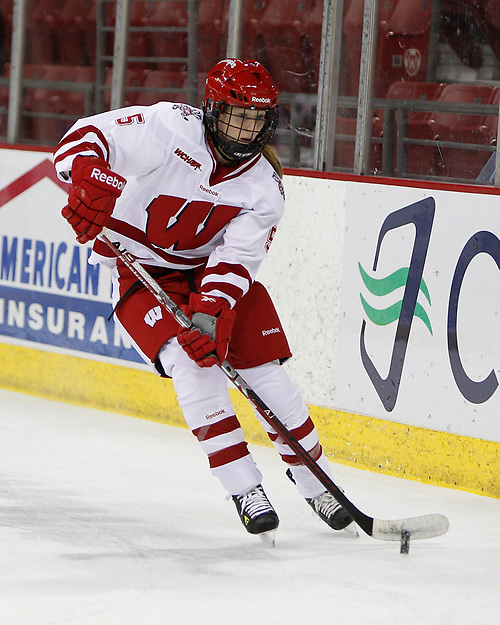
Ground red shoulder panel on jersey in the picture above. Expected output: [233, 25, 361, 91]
[54, 125, 110, 166]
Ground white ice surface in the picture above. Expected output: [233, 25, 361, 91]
[0, 388, 498, 625]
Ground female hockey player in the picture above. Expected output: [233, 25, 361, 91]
[53, 58, 353, 538]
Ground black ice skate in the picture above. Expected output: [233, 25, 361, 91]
[286, 468, 353, 531]
[232, 485, 279, 535]
[306, 491, 354, 530]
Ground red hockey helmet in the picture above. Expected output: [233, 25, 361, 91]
[203, 59, 280, 161]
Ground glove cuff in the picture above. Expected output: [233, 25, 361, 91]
[188, 293, 231, 317]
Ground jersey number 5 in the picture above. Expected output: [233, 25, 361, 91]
[115, 113, 146, 125]
[146, 195, 241, 250]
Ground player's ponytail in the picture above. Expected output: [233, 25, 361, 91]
[262, 145, 283, 179]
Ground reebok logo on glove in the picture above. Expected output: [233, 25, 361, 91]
[61, 155, 127, 244]
[90, 168, 126, 191]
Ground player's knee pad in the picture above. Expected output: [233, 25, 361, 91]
[237, 360, 309, 430]
[157, 339, 234, 430]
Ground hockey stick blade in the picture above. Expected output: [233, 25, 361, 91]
[98, 229, 450, 543]
[372, 513, 449, 541]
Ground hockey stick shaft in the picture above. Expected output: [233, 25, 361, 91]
[99, 229, 448, 542]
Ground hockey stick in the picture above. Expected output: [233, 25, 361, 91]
[99, 228, 449, 543]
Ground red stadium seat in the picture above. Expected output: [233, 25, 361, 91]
[377, 0, 432, 96]
[23, 65, 80, 142]
[197, 0, 226, 73]
[484, 0, 500, 28]
[482, 86, 500, 137]
[25, 0, 59, 65]
[146, 1, 188, 71]
[378, 81, 444, 174]
[102, 1, 150, 70]
[343, 0, 432, 98]
[382, 81, 444, 122]
[55, 0, 97, 66]
[259, 0, 322, 93]
[220, 0, 274, 67]
[134, 69, 188, 107]
[0, 62, 9, 138]
[102, 67, 148, 109]
[342, 0, 395, 97]
[334, 115, 384, 171]
[406, 83, 498, 179]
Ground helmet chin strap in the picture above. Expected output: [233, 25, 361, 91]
[211, 137, 253, 166]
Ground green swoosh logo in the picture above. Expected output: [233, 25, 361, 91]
[359, 262, 433, 335]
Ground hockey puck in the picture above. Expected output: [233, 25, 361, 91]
[400, 529, 410, 554]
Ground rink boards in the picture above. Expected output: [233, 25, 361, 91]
[0, 146, 499, 498]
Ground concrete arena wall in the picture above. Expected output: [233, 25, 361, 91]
[0, 145, 498, 498]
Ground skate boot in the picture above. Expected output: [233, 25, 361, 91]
[232, 485, 279, 535]
[286, 468, 353, 531]
[306, 491, 353, 530]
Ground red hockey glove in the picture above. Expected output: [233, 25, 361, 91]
[177, 293, 236, 368]
[62, 155, 126, 244]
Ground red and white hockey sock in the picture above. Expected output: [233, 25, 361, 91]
[237, 361, 332, 498]
[158, 341, 263, 496]
[191, 414, 263, 495]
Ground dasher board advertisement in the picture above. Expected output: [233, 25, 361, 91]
[335, 181, 500, 443]
[0, 149, 143, 366]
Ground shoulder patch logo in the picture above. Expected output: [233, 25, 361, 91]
[172, 103, 203, 121]
[273, 171, 285, 199]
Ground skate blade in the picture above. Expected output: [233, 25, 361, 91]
[259, 529, 277, 547]
[342, 522, 360, 538]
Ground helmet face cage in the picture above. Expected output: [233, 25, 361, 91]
[203, 59, 280, 162]
[204, 99, 279, 161]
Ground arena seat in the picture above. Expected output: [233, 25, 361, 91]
[343, 0, 432, 98]
[55, 0, 97, 66]
[197, 0, 225, 73]
[220, 0, 273, 68]
[25, 0, 59, 65]
[376, 0, 432, 96]
[0, 61, 9, 138]
[132, 69, 188, 107]
[342, 0, 395, 97]
[406, 83, 499, 179]
[146, 1, 188, 71]
[435, 85, 500, 180]
[259, 0, 322, 93]
[378, 81, 445, 175]
[484, 0, 500, 28]
[333, 115, 384, 171]
[104, 1, 151, 70]
[23, 65, 89, 143]
[102, 67, 148, 109]
[382, 81, 444, 122]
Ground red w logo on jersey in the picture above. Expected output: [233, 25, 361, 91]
[146, 195, 241, 251]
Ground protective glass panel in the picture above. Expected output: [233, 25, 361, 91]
[0, 0, 498, 185]
[337, 0, 499, 183]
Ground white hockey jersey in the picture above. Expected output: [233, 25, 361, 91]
[53, 102, 285, 308]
